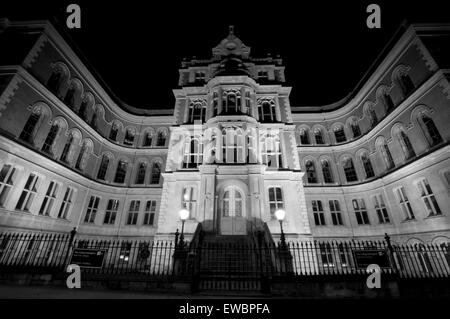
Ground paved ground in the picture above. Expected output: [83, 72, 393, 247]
[0, 284, 267, 299]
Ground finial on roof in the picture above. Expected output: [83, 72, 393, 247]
[229, 25, 234, 36]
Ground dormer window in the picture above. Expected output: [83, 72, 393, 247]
[258, 70, 268, 80]
[195, 71, 206, 83]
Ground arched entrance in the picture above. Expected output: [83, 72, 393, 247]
[220, 185, 246, 235]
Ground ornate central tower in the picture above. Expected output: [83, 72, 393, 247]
[156, 27, 311, 241]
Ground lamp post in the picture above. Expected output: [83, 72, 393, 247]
[275, 209, 286, 249]
[178, 208, 189, 249]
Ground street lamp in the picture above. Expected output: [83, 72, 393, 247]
[178, 208, 189, 248]
[275, 209, 286, 248]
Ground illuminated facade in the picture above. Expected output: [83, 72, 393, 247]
[0, 19, 449, 246]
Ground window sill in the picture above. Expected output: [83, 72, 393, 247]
[400, 218, 417, 224]
[424, 214, 445, 220]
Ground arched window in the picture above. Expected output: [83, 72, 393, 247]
[222, 90, 241, 114]
[47, 70, 63, 95]
[268, 186, 283, 219]
[399, 73, 415, 97]
[124, 129, 135, 146]
[258, 100, 276, 122]
[350, 122, 361, 138]
[189, 101, 206, 123]
[75, 142, 88, 171]
[223, 187, 243, 217]
[20, 111, 41, 143]
[399, 130, 415, 160]
[109, 124, 119, 141]
[369, 107, 378, 127]
[245, 91, 251, 114]
[114, 160, 128, 183]
[212, 92, 219, 116]
[321, 160, 333, 183]
[150, 162, 161, 184]
[299, 129, 310, 145]
[60, 133, 74, 163]
[343, 158, 358, 182]
[135, 162, 147, 184]
[64, 86, 76, 109]
[420, 114, 442, 147]
[183, 137, 203, 168]
[305, 160, 317, 183]
[334, 126, 346, 143]
[383, 92, 395, 113]
[314, 129, 324, 144]
[142, 131, 153, 147]
[97, 155, 110, 180]
[42, 123, 60, 154]
[78, 101, 88, 120]
[90, 111, 98, 129]
[380, 142, 395, 170]
[361, 153, 375, 178]
[156, 130, 166, 147]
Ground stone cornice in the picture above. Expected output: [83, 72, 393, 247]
[291, 25, 420, 116]
[9, 66, 171, 155]
[294, 69, 446, 149]
[9, 19, 174, 119]
[0, 134, 164, 193]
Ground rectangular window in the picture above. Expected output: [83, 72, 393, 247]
[443, 171, 450, 191]
[373, 194, 390, 223]
[353, 199, 370, 225]
[58, 187, 74, 219]
[143, 200, 156, 226]
[395, 187, 415, 221]
[0, 164, 16, 207]
[268, 187, 284, 219]
[319, 244, 335, 268]
[127, 200, 140, 225]
[104, 199, 119, 225]
[329, 200, 343, 225]
[39, 181, 59, 216]
[312, 200, 325, 226]
[417, 179, 441, 216]
[195, 71, 206, 82]
[16, 173, 39, 212]
[84, 196, 100, 223]
[258, 70, 268, 80]
[181, 187, 196, 218]
[261, 133, 283, 168]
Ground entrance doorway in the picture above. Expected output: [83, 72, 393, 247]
[220, 186, 246, 235]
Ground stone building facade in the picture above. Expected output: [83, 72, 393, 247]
[0, 19, 449, 246]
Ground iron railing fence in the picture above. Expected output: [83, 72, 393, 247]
[0, 231, 449, 280]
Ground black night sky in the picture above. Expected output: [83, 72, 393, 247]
[1, 1, 449, 110]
